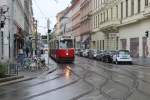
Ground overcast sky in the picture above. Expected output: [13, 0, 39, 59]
[33, 0, 71, 35]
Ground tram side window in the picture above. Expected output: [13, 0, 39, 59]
[56, 40, 59, 49]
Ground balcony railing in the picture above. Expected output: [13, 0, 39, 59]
[121, 13, 144, 26]
[99, 19, 120, 31]
[144, 6, 150, 17]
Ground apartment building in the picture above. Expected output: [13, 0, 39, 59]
[71, 0, 81, 49]
[91, 0, 150, 58]
[59, 7, 71, 35]
[80, 0, 91, 49]
[55, 11, 65, 36]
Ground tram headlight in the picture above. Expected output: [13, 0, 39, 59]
[66, 53, 69, 55]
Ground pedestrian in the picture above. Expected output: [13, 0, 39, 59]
[26, 47, 29, 57]
[17, 48, 24, 70]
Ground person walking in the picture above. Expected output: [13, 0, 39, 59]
[17, 48, 24, 71]
[25, 47, 29, 57]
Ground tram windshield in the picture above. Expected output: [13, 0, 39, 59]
[59, 39, 73, 49]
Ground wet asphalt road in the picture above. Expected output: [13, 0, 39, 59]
[0, 56, 150, 100]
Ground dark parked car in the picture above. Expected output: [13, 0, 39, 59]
[102, 50, 116, 63]
[95, 50, 105, 61]
[88, 49, 97, 59]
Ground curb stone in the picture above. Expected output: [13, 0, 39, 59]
[0, 76, 24, 83]
[0, 77, 35, 87]
[0, 65, 57, 87]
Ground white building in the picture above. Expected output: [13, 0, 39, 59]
[91, 0, 150, 58]
[0, 0, 33, 62]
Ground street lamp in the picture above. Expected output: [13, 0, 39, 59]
[145, 30, 149, 38]
[0, 5, 9, 29]
[0, 15, 6, 28]
[47, 18, 51, 66]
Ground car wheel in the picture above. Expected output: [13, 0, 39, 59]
[129, 62, 133, 65]
[113, 61, 115, 64]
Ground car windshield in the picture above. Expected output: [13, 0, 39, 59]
[119, 51, 129, 55]
[59, 39, 73, 49]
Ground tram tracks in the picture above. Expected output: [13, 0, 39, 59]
[73, 63, 132, 100]
[75, 57, 148, 100]
[80, 57, 150, 99]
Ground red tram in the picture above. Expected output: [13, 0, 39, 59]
[49, 35, 75, 62]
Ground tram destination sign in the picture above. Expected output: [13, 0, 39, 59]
[61, 35, 73, 39]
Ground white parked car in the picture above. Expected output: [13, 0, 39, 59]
[113, 50, 132, 64]
[82, 49, 89, 57]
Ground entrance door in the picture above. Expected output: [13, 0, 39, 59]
[130, 38, 139, 58]
[120, 39, 127, 50]
[143, 37, 148, 58]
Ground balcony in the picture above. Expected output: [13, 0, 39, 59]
[80, 22, 91, 35]
[121, 13, 144, 26]
[80, 14, 90, 23]
[99, 19, 120, 33]
[144, 6, 150, 17]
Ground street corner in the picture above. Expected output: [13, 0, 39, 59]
[37, 64, 58, 78]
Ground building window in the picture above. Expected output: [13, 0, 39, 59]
[94, 0, 95, 9]
[97, 40, 99, 49]
[121, 2, 123, 19]
[98, 14, 100, 26]
[100, 40, 101, 50]
[94, 16, 95, 28]
[131, 0, 134, 15]
[126, 0, 128, 17]
[1, 31, 4, 59]
[95, 15, 96, 28]
[111, 8, 113, 19]
[96, 15, 98, 28]
[107, 10, 108, 20]
[104, 12, 105, 22]
[145, 0, 148, 6]
[101, 13, 102, 22]
[96, 0, 97, 8]
[138, 0, 141, 13]
[95, 16, 96, 28]
[116, 5, 118, 19]
[103, 40, 104, 50]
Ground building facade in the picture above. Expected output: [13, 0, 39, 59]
[91, 0, 150, 58]
[80, 0, 91, 49]
[59, 7, 71, 35]
[55, 10, 67, 36]
[55, 0, 150, 58]
[71, 0, 81, 49]
[0, 0, 33, 62]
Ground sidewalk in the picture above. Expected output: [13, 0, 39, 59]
[0, 54, 57, 86]
[133, 57, 150, 67]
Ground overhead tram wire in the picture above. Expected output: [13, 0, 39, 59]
[33, 0, 47, 19]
